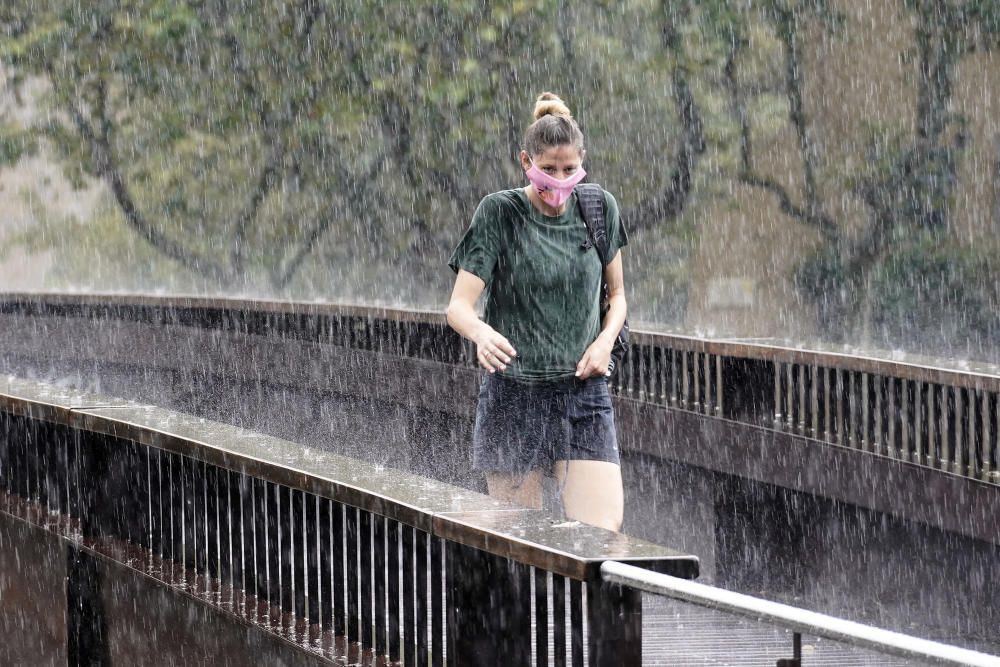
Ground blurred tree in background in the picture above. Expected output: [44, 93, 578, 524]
[0, 0, 997, 360]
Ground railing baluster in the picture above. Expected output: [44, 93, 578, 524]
[265, 481, 281, 624]
[195, 459, 208, 582]
[346, 505, 360, 644]
[306, 492, 320, 630]
[291, 489, 306, 623]
[150, 449, 163, 562]
[42, 423, 56, 516]
[388, 519, 401, 663]
[915, 382, 925, 465]
[570, 579, 584, 667]
[431, 536, 443, 667]
[836, 369, 846, 447]
[810, 365, 819, 437]
[783, 362, 796, 432]
[797, 363, 807, 433]
[403, 524, 416, 666]
[182, 456, 197, 577]
[715, 354, 723, 416]
[953, 387, 963, 474]
[28, 421, 41, 505]
[333, 500, 346, 637]
[372, 515, 391, 655]
[169, 454, 181, 569]
[206, 463, 219, 584]
[983, 392, 995, 481]
[929, 382, 938, 467]
[873, 375, 884, 454]
[319, 498, 333, 632]
[375, 515, 388, 657]
[692, 352, 701, 412]
[278, 485, 293, 625]
[704, 352, 712, 415]
[553, 574, 566, 667]
[219, 467, 233, 595]
[939, 385, 950, 470]
[228, 471, 243, 605]
[652, 346, 665, 404]
[251, 478, 267, 620]
[959, 388, 968, 475]
[849, 371, 860, 449]
[361, 510, 374, 650]
[861, 372, 870, 451]
[967, 389, 977, 478]
[246, 475, 262, 616]
[991, 392, 998, 482]
[670, 349, 679, 406]
[773, 362, 783, 429]
[628, 343, 639, 398]
[886, 378, 900, 458]
[416, 529, 429, 667]
[534, 569, 548, 667]
[901, 381, 912, 461]
[636, 343, 646, 401]
[823, 368, 832, 442]
[681, 351, 690, 410]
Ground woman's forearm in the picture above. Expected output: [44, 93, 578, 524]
[445, 299, 491, 344]
[597, 293, 627, 347]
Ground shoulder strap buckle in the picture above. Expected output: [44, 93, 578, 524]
[575, 183, 608, 266]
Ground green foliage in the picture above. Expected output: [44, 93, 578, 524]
[1, 0, 705, 301]
[0, 0, 997, 359]
[0, 123, 37, 165]
[870, 235, 999, 352]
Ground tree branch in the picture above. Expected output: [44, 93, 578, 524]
[776, 7, 821, 214]
[59, 73, 230, 281]
[227, 0, 324, 278]
[272, 155, 387, 289]
[230, 151, 283, 276]
[624, 13, 706, 233]
[723, 33, 838, 241]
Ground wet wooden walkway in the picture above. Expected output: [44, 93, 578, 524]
[638, 595, 922, 666]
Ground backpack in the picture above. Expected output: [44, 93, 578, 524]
[575, 183, 630, 378]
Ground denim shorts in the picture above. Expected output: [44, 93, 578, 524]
[472, 373, 620, 474]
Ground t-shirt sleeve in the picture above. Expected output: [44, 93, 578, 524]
[604, 190, 629, 260]
[447, 195, 503, 283]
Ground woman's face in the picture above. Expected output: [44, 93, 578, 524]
[520, 144, 585, 180]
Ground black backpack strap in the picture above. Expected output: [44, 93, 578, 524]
[575, 183, 609, 267]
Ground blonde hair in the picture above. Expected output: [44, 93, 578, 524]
[524, 92, 584, 157]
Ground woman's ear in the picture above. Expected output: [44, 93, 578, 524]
[519, 150, 532, 171]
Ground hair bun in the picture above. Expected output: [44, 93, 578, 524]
[533, 92, 573, 121]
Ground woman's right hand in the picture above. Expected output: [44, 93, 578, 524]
[446, 270, 516, 373]
[474, 326, 517, 373]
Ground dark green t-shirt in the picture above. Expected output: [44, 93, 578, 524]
[448, 188, 628, 383]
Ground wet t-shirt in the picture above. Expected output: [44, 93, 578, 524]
[448, 188, 628, 384]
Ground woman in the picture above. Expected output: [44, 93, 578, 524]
[445, 92, 628, 532]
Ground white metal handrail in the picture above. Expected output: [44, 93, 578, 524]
[601, 561, 1000, 667]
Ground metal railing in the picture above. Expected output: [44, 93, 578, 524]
[1, 292, 997, 548]
[0, 375, 697, 666]
[2, 292, 996, 485]
[602, 561, 1000, 667]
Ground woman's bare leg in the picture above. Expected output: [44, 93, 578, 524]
[486, 470, 545, 509]
[554, 460, 624, 531]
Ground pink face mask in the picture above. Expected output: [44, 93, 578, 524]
[525, 160, 587, 208]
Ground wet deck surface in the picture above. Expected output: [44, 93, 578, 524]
[0, 373, 981, 666]
[639, 595, 922, 666]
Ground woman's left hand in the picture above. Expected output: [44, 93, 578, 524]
[575, 338, 613, 379]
